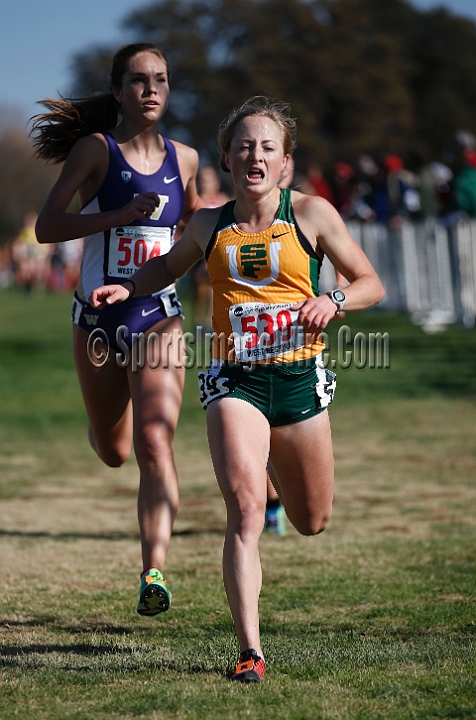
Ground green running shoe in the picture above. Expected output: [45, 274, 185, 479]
[264, 504, 287, 536]
[137, 568, 172, 616]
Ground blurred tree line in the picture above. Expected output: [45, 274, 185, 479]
[70, 0, 476, 168]
[2, 0, 476, 244]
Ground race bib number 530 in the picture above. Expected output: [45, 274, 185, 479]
[108, 226, 171, 278]
[229, 302, 304, 362]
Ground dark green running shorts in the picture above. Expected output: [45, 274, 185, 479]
[197, 358, 336, 427]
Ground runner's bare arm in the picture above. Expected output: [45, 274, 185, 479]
[291, 193, 385, 330]
[36, 135, 161, 243]
[173, 142, 208, 224]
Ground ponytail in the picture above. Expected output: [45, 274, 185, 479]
[30, 92, 119, 163]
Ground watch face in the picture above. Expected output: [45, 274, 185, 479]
[333, 290, 345, 302]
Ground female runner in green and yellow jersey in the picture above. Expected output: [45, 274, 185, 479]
[90, 96, 385, 683]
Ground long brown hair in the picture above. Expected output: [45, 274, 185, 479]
[30, 43, 169, 163]
[218, 96, 297, 172]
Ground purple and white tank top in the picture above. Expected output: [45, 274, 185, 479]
[77, 133, 185, 301]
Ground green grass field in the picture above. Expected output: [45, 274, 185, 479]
[0, 287, 475, 719]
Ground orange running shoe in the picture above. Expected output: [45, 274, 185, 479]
[230, 648, 265, 683]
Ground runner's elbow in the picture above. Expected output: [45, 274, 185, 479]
[375, 283, 385, 306]
[35, 214, 58, 244]
[35, 218, 49, 244]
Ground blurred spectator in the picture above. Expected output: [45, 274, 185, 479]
[333, 162, 355, 215]
[373, 158, 391, 223]
[358, 153, 379, 180]
[307, 163, 334, 203]
[339, 176, 375, 222]
[191, 165, 231, 329]
[291, 173, 316, 194]
[197, 164, 231, 208]
[6, 211, 82, 294]
[373, 154, 422, 224]
[386, 155, 406, 219]
[454, 148, 476, 218]
[429, 161, 454, 218]
[281, 157, 319, 195]
[0, 241, 14, 288]
[47, 238, 83, 292]
[408, 152, 441, 219]
[61, 238, 83, 290]
[454, 130, 476, 151]
[11, 212, 50, 291]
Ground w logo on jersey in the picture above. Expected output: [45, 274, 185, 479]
[121, 171, 132, 183]
[226, 242, 281, 288]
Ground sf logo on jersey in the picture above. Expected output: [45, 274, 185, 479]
[226, 242, 282, 288]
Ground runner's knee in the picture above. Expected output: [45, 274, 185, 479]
[89, 427, 130, 467]
[225, 496, 266, 539]
[134, 423, 175, 469]
[95, 444, 130, 468]
[292, 508, 332, 536]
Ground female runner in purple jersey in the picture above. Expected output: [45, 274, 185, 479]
[32, 43, 204, 616]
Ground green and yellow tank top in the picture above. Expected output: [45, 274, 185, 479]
[205, 188, 326, 363]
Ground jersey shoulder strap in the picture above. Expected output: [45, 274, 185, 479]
[204, 200, 236, 260]
[216, 199, 236, 231]
[275, 188, 294, 224]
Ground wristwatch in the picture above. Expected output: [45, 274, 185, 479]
[327, 288, 346, 314]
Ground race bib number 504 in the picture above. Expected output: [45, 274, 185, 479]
[229, 302, 304, 362]
[108, 226, 171, 278]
